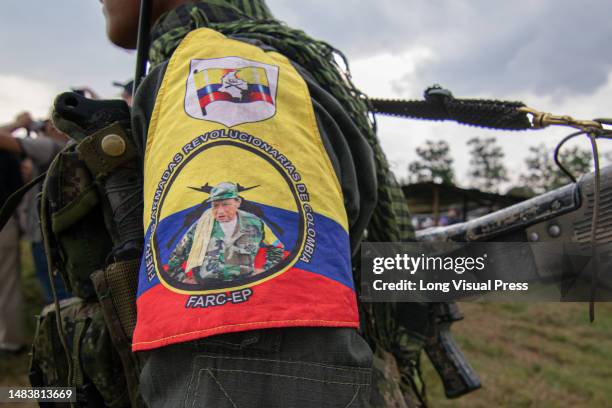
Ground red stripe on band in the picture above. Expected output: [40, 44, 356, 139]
[199, 92, 233, 108]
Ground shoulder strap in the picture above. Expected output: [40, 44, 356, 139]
[0, 172, 47, 231]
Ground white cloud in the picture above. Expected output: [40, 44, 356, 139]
[349, 48, 435, 98]
[0, 75, 60, 123]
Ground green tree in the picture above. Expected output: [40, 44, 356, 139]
[520, 143, 593, 194]
[467, 137, 508, 193]
[407, 140, 455, 184]
[505, 185, 536, 199]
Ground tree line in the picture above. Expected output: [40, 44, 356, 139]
[406, 138, 597, 196]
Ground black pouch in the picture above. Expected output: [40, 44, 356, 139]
[42, 146, 112, 300]
[91, 260, 143, 408]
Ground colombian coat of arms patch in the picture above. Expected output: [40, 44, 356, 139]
[184, 56, 279, 127]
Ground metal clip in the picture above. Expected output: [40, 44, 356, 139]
[519, 107, 603, 131]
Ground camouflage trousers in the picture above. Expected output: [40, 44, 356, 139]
[370, 349, 426, 408]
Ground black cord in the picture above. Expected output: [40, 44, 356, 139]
[553, 130, 585, 183]
[552, 125, 612, 321]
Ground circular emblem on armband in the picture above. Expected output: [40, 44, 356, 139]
[148, 132, 311, 295]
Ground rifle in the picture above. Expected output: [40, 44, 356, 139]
[417, 164, 610, 246]
[413, 164, 612, 399]
[372, 86, 612, 399]
[425, 302, 481, 398]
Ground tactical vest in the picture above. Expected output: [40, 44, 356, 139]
[134, 28, 359, 351]
[0, 96, 147, 407]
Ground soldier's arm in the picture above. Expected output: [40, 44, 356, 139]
[0, 131, 21, 153]
[0, 112, 30, 153]
[0, 112, 32, 134]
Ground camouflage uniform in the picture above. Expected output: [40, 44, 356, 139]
[30, 298, 130, 407]
[167, 209, 282, 282]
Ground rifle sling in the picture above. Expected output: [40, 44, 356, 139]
[369, 87, 533, 131]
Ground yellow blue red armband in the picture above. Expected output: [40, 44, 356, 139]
[133, 28, 358, 351]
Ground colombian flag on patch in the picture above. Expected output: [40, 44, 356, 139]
[193, 67, 274, 114]
[133, 28, 358, 351]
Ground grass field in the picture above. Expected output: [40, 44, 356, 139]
[2, 245, 612, 407]
[422, 302, 612, 407]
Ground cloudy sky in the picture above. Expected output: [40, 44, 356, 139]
[1, 0, 610, 189]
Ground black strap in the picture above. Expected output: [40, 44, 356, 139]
[134, 0, 153, 94]
[369, 85, 532, 131]
[0, 172, 46, 231]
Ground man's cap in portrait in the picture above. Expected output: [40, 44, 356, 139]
[207, 182, 240, 202]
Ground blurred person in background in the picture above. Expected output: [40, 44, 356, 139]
[0, 117, 25, 354]
[438, 206, 461, 226]
[0, 113, 71, 303]
[112, 79, 134, 106]
[73, 86, 100, 100]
